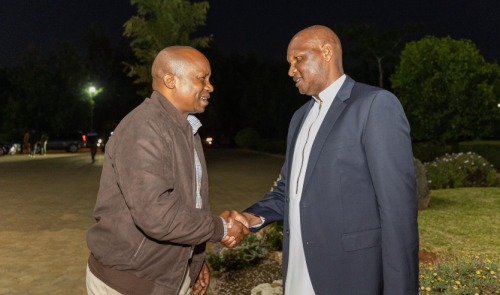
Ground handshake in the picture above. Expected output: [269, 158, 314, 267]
[219, 210, 261, 248]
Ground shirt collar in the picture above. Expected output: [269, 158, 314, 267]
[187, 115, 202, 135]
[312, 74, 346, 103]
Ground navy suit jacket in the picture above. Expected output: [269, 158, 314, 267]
[244, 76, 419, 295]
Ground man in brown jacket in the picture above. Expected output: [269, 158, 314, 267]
[86, 46, 248, 295]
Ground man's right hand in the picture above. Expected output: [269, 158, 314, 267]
[219, 211, 249, 248]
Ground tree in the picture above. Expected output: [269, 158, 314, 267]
[124, 0, 211, 96]
[334, 23, 422, 89]
[197, 47, 306, 143]
[85, 25, 142, 135]
[1, 44, 91, 141]
[391, 36, 500, 142]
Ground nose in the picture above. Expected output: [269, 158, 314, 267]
[206, 80, 214, 93]
[288, 63, 296, 77]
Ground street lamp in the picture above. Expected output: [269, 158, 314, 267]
[89, 86, 97, 129]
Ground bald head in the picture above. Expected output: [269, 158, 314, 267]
[291, 25, 342, 68]
[152, 46, 207, 88]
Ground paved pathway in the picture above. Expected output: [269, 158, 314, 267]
[0, 150, 283, 294]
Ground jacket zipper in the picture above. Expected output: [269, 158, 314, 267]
[296, 100, 323, 194]
[175, 128, 196, 294]
[133, 237, 146, 257]
[191, 131, 197, 207]
[176, 245, 191, 293]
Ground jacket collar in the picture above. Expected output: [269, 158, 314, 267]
[150, 91, 191, 130]
[287, 75, 356, 196]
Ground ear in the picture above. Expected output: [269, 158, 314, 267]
[322, 44, 333, 62]
[163, 74, 176, 89]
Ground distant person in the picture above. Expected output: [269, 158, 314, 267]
[23, 131, 30, 155]
[28, 129, 38, 158]
[86, 46, 249, 295]
[40, 132, 49, 156]
[86, 129, 98, 163]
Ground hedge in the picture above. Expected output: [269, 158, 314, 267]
[459, 141, 500, 170]
[413, 142, 453, 163]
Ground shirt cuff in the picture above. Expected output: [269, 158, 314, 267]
[220, 217, 228, 239]
[250, 216, 265, 229]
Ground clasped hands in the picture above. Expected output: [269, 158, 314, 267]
[191, 211, 258, 294]
[219, 211, 262, 248]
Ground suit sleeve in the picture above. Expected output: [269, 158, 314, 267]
[113, 118, 224, 245]
[243, 162, 287, 232]
[363, 91, 419, 295]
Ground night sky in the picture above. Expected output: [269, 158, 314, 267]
[1, 0, 499, 67]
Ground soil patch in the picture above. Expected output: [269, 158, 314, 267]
[419, 249, 439, 265]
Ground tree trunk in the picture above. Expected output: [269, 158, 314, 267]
[377, 57, 383, 89]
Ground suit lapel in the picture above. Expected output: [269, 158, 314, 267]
[301, 76, 356, 194]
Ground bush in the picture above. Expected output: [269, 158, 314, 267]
[214, 259, 282, 295]
[206, 234, 267, 272]
[424, 152, 499, 189]
[265, 221, 284, 251]
[419, 254, 500, 294]
[460, 141, 500, 172]
[235, 128, 261, 149]
[413, 142, 454, 163]
[258, 139, 287, 155]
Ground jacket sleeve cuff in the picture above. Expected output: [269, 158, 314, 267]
[209, 216, 225, 243]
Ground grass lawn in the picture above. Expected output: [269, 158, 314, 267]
[418, 187, 500, 259]
[204, 149, 500, 260]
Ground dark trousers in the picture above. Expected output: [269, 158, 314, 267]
[90, 146, 97, 161]
[30, 143, 37, 156]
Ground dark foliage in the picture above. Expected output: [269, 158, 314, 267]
[460, 141, 500, 171]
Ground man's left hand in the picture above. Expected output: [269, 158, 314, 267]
[191, 261, 210, 295]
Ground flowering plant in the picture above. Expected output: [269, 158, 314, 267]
[424, 152, 498, 189]
[419, 253, 499, 294]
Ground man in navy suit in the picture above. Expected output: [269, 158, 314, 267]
[235, 25, 419, 294]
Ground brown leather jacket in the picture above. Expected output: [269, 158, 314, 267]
[86, 91, 224, 295]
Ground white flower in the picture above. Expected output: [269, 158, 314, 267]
[464, 160, 469, 163]
[459, 167, 462, 169]
[428, 180, 432, 183]
[472, 162, 474, 165]
[467, 151, 472, 155]
[483, 163, 486, 166]
[478, 156, 482, 158]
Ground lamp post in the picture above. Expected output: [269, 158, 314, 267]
[89, 86, 97, 129]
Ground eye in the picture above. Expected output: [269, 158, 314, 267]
[295, 56, 302, 62]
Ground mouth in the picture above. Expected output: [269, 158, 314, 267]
[200, 96, 210, 103]
[294, 77, 303, 87]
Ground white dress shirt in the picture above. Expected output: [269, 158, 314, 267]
[285, 74, 346, 295]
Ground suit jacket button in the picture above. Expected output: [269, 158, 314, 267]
[286, 197, 289, 202]
[286, 229, 290, 236]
